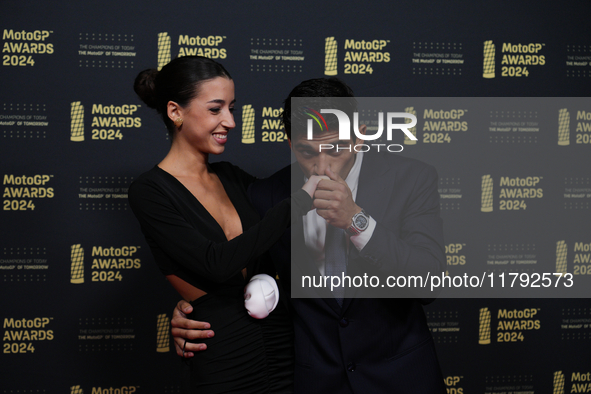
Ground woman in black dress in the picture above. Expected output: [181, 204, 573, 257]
[128, 56, 317, 393]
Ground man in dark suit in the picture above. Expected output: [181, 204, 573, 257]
[172, 78, 446, 393]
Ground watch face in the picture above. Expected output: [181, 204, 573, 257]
[355, 215, 368, 228]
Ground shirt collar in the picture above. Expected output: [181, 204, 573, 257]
[345, 151, 363, 197]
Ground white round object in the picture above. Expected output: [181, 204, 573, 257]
[244, 274, 279, 319]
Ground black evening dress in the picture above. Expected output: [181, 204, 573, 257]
[129, 162, 309, 393]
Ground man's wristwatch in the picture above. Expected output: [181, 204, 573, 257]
[345, 209, 370, 236]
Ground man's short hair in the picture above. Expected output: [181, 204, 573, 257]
[282, 77, 356, 140]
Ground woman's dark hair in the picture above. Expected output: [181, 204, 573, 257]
[133, 56, 232, 136]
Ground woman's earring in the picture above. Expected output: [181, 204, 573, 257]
[174, 118, 183, 128]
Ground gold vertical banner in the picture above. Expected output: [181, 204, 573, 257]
[481, 175, 493, 212]
[483, 40, 495, 79]
[70, 244, 84, 284]
[324, 37, 338, 76]
[404, 107, 417, 145]
[556, 241, 568, 274]
[478, 307, 491, 345]
[241, 105, 255, 144]
[70, 385, 83, 394]
[156, 313, 170, 352]
[70, 102, 84, 142]
[558, 108, 570, 146]
[553, 371, 565, 394]
[157, 32, 171, 71]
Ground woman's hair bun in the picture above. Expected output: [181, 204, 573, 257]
[133, 68, 159, 110]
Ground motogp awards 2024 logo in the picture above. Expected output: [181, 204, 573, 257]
[482, 40, 546, 79]
[157, 32, 227, 70]
[324, 36, 390, 76]
[70, 102, 141, 142]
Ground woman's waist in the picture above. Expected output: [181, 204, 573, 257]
[188, 290, 290, 329]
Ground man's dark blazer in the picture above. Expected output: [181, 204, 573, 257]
[248, 152, 446, 394]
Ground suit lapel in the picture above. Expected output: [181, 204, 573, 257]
[341, 153, 397, 312]
[355, 152, 396, 219]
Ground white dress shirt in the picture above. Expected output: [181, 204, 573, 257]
[302, 152, 377, 275]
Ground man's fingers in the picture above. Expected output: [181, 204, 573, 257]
[312, 197, 332, 210]
[313, 200, 334, 218]
[171, 299, 213, 358]
[316, 179, 334, 191]
[313, 189, 344, 202]
[316, 179, 348, 194]
[314, 209, 339, 227]
[180, 300, 193, 314]
[170, 314, 211, 329]
[302, 175, 325, 198]
[175, 299, 193, 315]
[173, 336, 207, 357]
[325, 167, 344, 183]
[171, 326, 215, 340]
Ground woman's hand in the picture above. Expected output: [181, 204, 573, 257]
[301, 175, 329, 199]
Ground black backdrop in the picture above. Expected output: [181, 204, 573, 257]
[1, 1, 590, 393]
